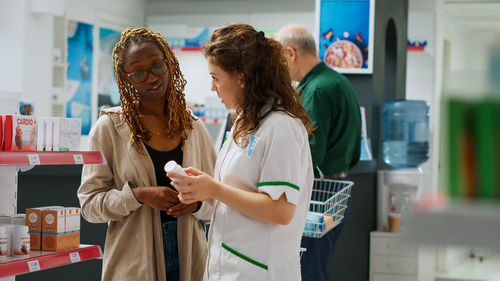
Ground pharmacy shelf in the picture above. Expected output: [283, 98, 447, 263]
[405, 196, 500, 248]
[0, 244, 102, 278]
[0, 151, 105, 166]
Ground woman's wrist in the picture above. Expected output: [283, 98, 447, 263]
[132, 187, 145, 203]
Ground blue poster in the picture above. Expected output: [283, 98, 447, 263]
[318, 0, 374, 74]
[66, 20, 93, 135]
[98, 27, 121, 111]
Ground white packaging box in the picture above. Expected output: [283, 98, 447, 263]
[59, 118, 81, 151]
[45, 117, 53, 151]
[52, 117, 61, 151]
[64, 207, 80, 232]
[65, 207, 80, 249]
[37, 117, 45, 151]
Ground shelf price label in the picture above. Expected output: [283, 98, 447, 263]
[28, 154, 40, 165]
[73, 154, 84, 165]
[69, 252, 81, 263]
[27, 260, 41, 272]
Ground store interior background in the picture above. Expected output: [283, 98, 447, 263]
[1, 0, 499, 280]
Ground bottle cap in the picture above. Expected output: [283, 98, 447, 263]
[164, 160, 178, 172]
[14, 225, 28, 233]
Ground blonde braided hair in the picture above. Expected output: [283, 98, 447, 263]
[112, 27, 193, 153]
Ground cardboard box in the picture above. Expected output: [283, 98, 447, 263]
[36, 117, 45, 151]
[41, 208, 66, 251]
[26, 207, 61, 250]
[2, 115, 37, 151]
[26, 208, 43, 250]
[0, 115, 3, 150]
[65, 207, 80, 249]
[45, 117, 53, 151]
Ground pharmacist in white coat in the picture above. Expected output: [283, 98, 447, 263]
[168, 23, 314, 281]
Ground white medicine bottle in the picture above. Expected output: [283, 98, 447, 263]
[0, 226, 7, 259]
[164, 160, 187, 184]
[13, 225, 30, 257]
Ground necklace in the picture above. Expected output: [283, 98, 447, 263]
[149, 123, 165, 135]
[147, 120, 166, 135]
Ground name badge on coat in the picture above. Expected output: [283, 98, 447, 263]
[246, 135, 258, 157]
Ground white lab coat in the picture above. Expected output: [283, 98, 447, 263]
[203, 107, 314, 281]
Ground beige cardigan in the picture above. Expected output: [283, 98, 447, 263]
[78, 107, 216, 281]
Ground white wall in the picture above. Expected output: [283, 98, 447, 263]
[1, 0, 146, 117]
[147, 12, 315, 104]
[0, 0, 28, 93]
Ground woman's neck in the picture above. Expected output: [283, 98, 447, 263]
[139, 99, 166, 116]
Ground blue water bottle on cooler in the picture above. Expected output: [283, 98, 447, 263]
[382, 99, 430, 168]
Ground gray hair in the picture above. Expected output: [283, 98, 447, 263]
[276, 25, 317, 56]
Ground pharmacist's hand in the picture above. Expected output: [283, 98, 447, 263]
[132, 186, 180, 210]
[168, 167, 219, 204]
[167, 201, 201, 217]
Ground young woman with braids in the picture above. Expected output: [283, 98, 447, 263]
[167, 23, 314, 281]
[77, 27, 216, 281]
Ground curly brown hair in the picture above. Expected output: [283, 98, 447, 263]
[112, 27, 193, 153]
[203, 23, 312, 146]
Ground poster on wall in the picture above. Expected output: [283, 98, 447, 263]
[149, 24, 211, 51]
[98, 27, 121, 112]
[66, 20, 93, 135]
[315, 0, 375, 74]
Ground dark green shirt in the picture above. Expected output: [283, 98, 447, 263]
[298, 62, 361, 177]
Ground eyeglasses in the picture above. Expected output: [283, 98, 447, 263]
[126, 60, 168, 83]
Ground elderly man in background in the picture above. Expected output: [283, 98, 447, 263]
[276, 24, 361, 281]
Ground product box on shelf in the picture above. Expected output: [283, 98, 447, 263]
[26, 207, 61, 250]
[2, 115, 38, 151]
[45, 117, 53, 151]
[58, 118, 81, 151]
[36, 117, 45, 151]
[44, 117, 81, 151]
[65, 207, 80, 249]
[0, 115, 3, 150]
[41, 207, 66, 251]
[26, 208, 43, 250]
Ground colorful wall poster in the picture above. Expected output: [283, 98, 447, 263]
[98, 27, 121, 111]
[66, 20, 93, 135]
[316, 0, 375, 74]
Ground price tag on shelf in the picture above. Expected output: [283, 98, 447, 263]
[28, 154, 40, 165]
[27, 260, 41, 272]
[73, 154, 84, 165]
[69, 252, 81, 263]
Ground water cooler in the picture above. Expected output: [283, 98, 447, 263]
[377, 100, 430, 231]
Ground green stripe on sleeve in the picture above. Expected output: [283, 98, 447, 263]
[258, 181, 300, 191]
[221, 243, 268, 270]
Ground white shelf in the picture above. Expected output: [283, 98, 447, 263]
[405, 198, 500, 248]
[0, 245, 102, 278]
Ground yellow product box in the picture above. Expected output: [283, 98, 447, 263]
[41, 208, 67, 251]
[65, 207, 81, 249]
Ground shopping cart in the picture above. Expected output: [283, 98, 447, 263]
[302, 178, 353, 238]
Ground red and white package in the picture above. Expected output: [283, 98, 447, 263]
[0, 115, 3, 150]
[2, 115, 37, 151]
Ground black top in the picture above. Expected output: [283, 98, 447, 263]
[144, 142, 183, 223]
